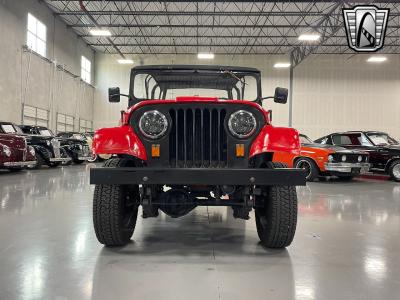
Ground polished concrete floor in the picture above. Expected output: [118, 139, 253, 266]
[0, 165, 399, 300]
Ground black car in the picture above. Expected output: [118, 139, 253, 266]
[315, 131, 400, 181]
[0, 122, 70, 168]
[19, 126, 92, 165]
[56, 132, 93, 163]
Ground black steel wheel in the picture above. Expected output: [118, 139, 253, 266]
[294, 157, 319, 181]
[93, 158, 140, 246]
[255, 162, 298, 248]
[388, 160, 400, 182]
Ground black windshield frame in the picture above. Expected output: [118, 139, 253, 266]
[128, 65, 262, 106]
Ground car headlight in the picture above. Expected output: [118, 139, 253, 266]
[342, 155, 347, 162]
[46, 140, 51, 146]
[139, 110, 168, 139]
[3, 145, 11, 157]
[328, 155, 334, 162]
[78, 144, 83, 150]
[358, 155, 362, 162]
[228, 110, 257, 139]
[28, 146, 35, 156]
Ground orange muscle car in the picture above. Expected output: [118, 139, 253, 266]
[274, 134, 370, 181]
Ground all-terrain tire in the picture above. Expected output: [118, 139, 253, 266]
[255, 161, 298, 248]
[294, 157, 319, 181]
[388, 159, 400, 182]
[93, 158, 140, 246]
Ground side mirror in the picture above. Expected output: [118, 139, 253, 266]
[108, 87, 121, 103]
[273, 87, 288, 104]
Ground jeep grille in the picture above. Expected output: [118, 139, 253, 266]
[169, 108, 227, 168]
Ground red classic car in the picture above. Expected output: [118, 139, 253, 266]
[0, 133, 36, 171]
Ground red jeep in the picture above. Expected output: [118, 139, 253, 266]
[90, 65, 306, 248]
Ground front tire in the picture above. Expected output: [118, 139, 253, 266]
[255, 162, 298, 248]
[388, 159, 400, 182]
[93, 158, 140, 246]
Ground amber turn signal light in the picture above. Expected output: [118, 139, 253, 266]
[236, 144, 245, 157]
[151, 144, 160, 157]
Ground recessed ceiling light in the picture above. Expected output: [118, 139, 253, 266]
[197, 53, 215, 59]
[274, 62, 291, 68]
[298, 34, 320, 41]
[89, 29, 112, 36]
[117, 59, 134, 64]
[367, 56, 387, 63]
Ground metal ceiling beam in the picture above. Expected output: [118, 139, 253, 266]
[70, 24, 347, 29]
[88, 43, 400, 47]
[290, 1, 345, 67]
[56, 11, 331, 16]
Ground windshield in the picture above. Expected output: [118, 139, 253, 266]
[300, 135, 313, 144]
[1, 124, 24, 134]
[366, 133, 398, 146]
[332, 133, 373, 146]
[130, 67, 261, 103]
[39, 129, 53, 137]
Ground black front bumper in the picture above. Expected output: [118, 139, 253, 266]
[90, 167, 306, 186]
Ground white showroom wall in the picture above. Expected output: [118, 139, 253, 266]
[94, 53, 400, 141]
[0, 0, 95, 131]
[293, 54, 400, 140]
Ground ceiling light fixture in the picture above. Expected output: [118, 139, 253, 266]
[197, 53, 215, 59]
[298, 34, 320, 41]
[274, 62, 291, 68]
[117, 59, 134, 64]
[367, 56, 387, 63]
[89, 29, 112, 36]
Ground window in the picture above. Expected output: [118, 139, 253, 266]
[57, 113, 74, 133]
[81, 56, 91, 84]
[79, 119, 93, 132]
[27, 13, 46, 57]
[22, 104, 49, 127]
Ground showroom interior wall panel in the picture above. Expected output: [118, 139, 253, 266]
[0, 0, 95, 130]
[93, 53, 290, 129]
[293, 55, 400, 140]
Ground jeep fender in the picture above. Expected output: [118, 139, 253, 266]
[250, 126, 301, 158]
[92, 125, 147, 161]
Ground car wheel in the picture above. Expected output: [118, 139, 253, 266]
[388, 160, 400, 182]
[93, 158, 140, 246]
[88, 154, 98, 163]
[294, 157, 319, 181]
[255, 161, 298, 248]
[28, 152, 45, 169]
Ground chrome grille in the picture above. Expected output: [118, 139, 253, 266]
[51, 139, 61, 158]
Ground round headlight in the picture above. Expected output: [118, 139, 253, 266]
[342, 155, 347, 162]
[3, 145, 11, 157]
[139, 110, 168, 139]
[29, 146, 35, 156]
[228, 110, 257, 139]
[328, 155, 334, 162]
[358, 155, 362, 162]
[46, 140, 51, 146]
